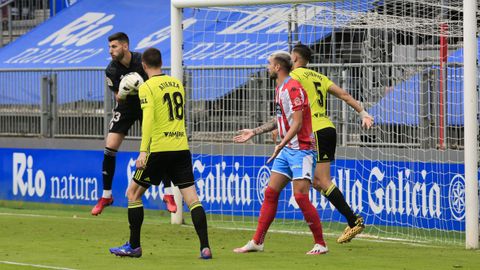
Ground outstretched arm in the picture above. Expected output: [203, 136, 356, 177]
[328, 83, 374, 129]
[233, 117, 277, 143]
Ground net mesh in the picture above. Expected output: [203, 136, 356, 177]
[178, 0, 477, 245]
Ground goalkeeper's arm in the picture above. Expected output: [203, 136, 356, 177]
[105, 70, 123, 102]
[328, 83, 374, 129]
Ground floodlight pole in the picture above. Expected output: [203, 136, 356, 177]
[463, 0, 479, 249]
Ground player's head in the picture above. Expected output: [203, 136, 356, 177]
[108, 32, 130, 62]
[291, 43, 313, 65]
[267, 51, 292, 79]
[141, 47, 162, 71]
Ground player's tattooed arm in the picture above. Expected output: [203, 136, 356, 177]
[253, 117, 277, 135]
[233, 117, 277, 144]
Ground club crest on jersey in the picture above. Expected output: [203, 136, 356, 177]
[106, 77, 113, 87]
[293, 97, 302, 106]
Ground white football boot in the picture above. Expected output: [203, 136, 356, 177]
[306, 243, 328, 255]
[233, 240, 264, 253]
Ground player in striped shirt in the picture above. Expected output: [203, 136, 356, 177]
[233, 51, 327, 255]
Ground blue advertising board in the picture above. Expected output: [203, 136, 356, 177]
[0, 147, 470, 231]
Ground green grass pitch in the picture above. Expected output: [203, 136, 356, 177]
[1, 200, 479, 270]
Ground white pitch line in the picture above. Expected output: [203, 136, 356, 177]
[0, 212, 58, 218]
[0, 261, 78, 270]
[0, 211, 452, 248]
[0, 211, 164, 225]
[194, 224, 442, 248]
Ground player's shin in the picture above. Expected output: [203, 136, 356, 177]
[128, 200, 144, 249]
[322, 183, 357, 227]
[294, 193, 326, 246]
[189, 201, 210, 250]
[102, 147, 118, 193]
[253, 186, 280, 245]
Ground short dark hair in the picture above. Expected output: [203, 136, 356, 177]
[270, 51, 292, 72]
[142, 48, 162, 68]
[292, 43, 313, 62]
[108, 32, 129, 44]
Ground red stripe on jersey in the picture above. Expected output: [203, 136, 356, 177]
[275, 78, 315, 150]
[279, 98, 291, 147]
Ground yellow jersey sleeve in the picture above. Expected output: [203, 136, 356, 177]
[139, 83, 154, 152]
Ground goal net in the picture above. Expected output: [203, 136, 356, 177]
[172, 0, 477, 246]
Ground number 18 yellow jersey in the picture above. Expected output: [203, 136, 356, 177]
[138, 74, 189, 153]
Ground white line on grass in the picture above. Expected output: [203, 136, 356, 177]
[0, 261, 78, 270]
[0, 211, 451, 248]
[0, 211, 165, 225]
[0, 212, 58, 218]
[185, 224, 441, 248]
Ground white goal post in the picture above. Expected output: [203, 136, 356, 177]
[170, 0, 478, 249]
[462, 0, 478, 250]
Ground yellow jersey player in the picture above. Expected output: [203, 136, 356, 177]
[109, 48, 212, 259]
[290, 43, 374, 243]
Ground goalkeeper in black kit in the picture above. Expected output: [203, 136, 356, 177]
[91, 32, 176, 215]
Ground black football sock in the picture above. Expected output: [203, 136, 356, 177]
[323, 184, 358, 227]
[102, 147, 117, 191]
[190, 201, 210, 250]
[128, 200, 144, 249]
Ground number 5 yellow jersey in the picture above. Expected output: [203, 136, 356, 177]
[138, 74, 189, 153]
[290, 67, 335, 132]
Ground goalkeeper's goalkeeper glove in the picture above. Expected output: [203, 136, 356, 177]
[118, 72, 144, 100]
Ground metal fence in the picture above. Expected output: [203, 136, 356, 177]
[0, 62, 469, 149]
[0, 68, 104, 137]
[1, 0, 49, 47]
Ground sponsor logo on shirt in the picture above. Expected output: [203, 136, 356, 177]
[163, 131, 185, 138]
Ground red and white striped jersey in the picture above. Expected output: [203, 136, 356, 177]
[274, 77, 315, 150]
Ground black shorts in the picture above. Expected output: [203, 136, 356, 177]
[133, 150, 195, 189]
[109, 101, 142, 135]
[314, 127, 336, 163]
